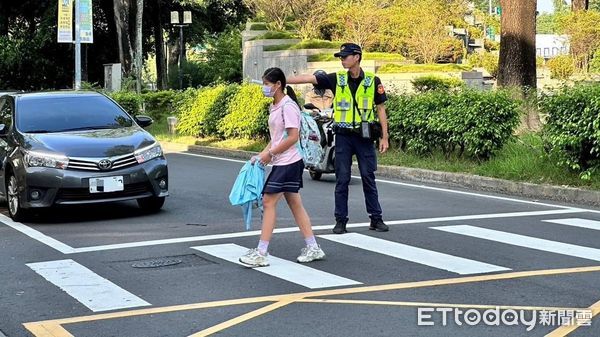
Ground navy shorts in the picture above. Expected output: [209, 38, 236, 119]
[263, 159, 304, 194]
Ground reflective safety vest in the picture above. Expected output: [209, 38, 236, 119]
[333, 70, 376, 126]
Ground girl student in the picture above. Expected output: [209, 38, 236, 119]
[239, 67, 325, 267]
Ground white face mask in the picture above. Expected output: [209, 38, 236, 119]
[262, 84, 275, 97]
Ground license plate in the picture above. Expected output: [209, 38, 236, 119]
[89, 176, 124, 193]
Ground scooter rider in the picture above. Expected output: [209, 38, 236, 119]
[287, 42, 390, 234]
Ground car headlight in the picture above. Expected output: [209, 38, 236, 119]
[24, 151, 69, 169]
[134, 143, 163, 164]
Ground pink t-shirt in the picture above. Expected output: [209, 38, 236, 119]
[268, 95, 303, 166]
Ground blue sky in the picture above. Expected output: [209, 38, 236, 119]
[538, 0, 554, 13]
[538, 0, 571, 13]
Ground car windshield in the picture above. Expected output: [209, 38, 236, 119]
[16, 95, 134, 133]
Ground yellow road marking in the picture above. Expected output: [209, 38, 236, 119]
[297, 299, 584, 312]
[545, 297, 600, 337]
[188, 299, 298, 337]
[23, 265, 600, 337]
[22, 322, 73, 337]
[289, 265, 600, 299]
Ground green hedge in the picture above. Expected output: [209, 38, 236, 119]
[541, 83, 600, 177]
[110, 91, 142, 115]
[250, 31, 297, 40]
[177, 86, 228, 137]
[264, 40, 341, 52]
[142, 90, 179, 121]
[203, 84, 240, 138]
[411, 75, 465, 93]
[387, 90, 520, 159]
[218, 84, 271, 139]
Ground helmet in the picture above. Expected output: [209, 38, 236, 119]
[312, 70, 327, 97]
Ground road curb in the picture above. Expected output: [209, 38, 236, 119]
[183, 144, 600, 207]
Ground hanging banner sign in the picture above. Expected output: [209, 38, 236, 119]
[79, 0, 93, 43]
[57, 0, 73, 43]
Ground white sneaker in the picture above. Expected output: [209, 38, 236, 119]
[239, 248, 269, 267]
[297, 246, 326, 263]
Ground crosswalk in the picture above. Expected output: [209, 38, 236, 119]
[194, 217, 600, 288]
[26, 217, 600, 313]
[192, 243, 361, 288]
[320, 233, 510, 274]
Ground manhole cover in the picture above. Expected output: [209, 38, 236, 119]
[132, 258, 182, 268]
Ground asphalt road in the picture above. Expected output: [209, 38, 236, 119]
[1, 151, 600, 337]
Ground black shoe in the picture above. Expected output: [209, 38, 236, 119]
[369, 218, 389, 232]
[332, 218, 348, 234]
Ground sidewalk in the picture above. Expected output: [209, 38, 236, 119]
[165, 142, 600, 208]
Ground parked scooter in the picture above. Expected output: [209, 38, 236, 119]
[302, 102, 335, 180]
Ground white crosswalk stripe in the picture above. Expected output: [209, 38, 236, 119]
[543, 218, 600, 231]
[432, 225, 600, 261]
[27, 259, 150, 312]
[320, 233, 510, 275]
[191, 243, 362, 289]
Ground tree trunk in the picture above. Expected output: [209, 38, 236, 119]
[167, 42, 180, 86]
[134, 0, 144, 93]
[113, 0, 134, 76]
[497, 0, 537, 90]
[154, 0, 167, 90]
[572, 0, 589, 11]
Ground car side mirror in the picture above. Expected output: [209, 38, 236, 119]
[0, 124, 7, 136]
[134, 115, 153, 128]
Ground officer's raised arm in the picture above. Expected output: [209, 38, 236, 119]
[287, 74, 318, 85]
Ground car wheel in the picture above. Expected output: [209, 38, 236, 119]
[309, 169, 322, 181]
[7, 174, 27, 221]
[137, 196, 165, 212]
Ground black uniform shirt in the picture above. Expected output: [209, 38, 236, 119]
[315, 69, 388, 106]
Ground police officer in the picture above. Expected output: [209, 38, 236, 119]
[288, 42, 389, 234]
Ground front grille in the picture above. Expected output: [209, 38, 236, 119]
[55, 182, 152, 202]
[67, 153, 138, 171]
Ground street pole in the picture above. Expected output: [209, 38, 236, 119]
[489, 0, 493, 15]
[74, 0, 81, 90]
[179, 25, 183, 90]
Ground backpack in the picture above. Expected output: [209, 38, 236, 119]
[281, 102, 325, 168]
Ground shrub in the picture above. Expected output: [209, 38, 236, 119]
[177, 85, 227, 137]
[250, 23, 267, 30]
[141, 90, 179, 121]
[264, 39, 340, 52]
[250, 31, 297, 40]
[437, 38, 465, 63]
[540, 83, 600, 176]
[467, 52, 499, 78]
[203, 84, 241, 138]
[589, 49, 600, 73]
[411, 75, 464, 93]
[109, 91, 142, 115]
[547, 55, 575, 80]
[218, 84, 271, 139]
[173, 88, 199, 117]
[387, 89, 520, 159]
[484, 39, 500, 52]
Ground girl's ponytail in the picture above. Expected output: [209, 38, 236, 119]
[286, 85, 300, 108]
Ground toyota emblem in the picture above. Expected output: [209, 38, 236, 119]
[98, 159, 112, 170]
